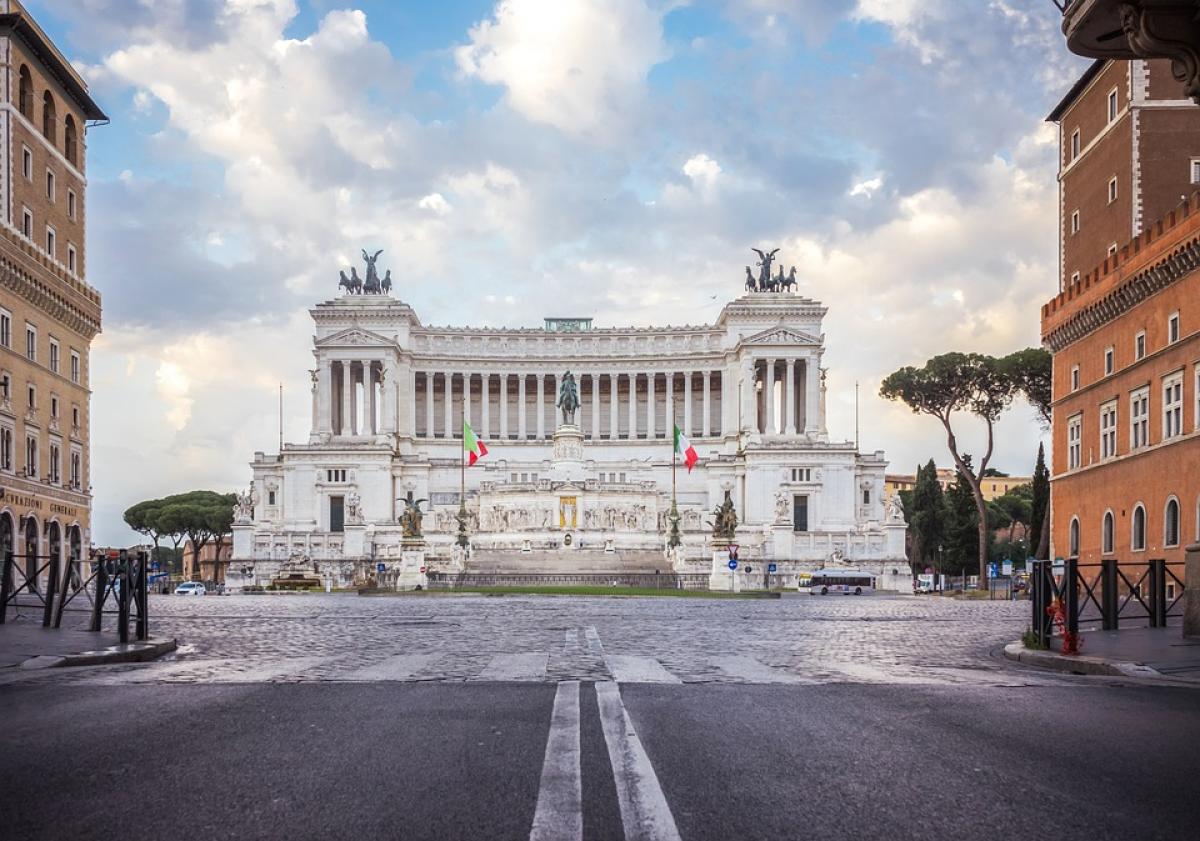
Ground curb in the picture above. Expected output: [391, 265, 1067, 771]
[20, 637, 178, 670]
[1002, 641, 1163, 679]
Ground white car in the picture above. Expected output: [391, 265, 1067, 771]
[174, 582, 207, 596]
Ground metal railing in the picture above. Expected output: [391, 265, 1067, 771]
[1030, 558, 1185, 649]
[427, 572, 711, 590]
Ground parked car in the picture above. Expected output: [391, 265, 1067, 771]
[174, 582, 207, 596]
[914, 580, 934, 595]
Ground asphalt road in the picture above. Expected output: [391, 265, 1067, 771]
[3, 679, 1198, 841]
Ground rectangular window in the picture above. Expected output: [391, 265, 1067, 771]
[1070, 129, 1080, 160]
[1193, 158, 1200, 184]
[25, 435, 37, 478]
[1131, 387, 1150, 449]
[1100, 401, 1118, 460]
[50, 396, 57, 418]
[1070, 271, 1080, 287]
[1107, 88, 1118, 122]
[72, 406, 79, 429]
[329, 495, 344, 533]
[1108, 242, 1118, 257]
[0, 373, 8, 401]
[22, 146, 31, 180]
[70, 450, 80, 488]
[45, 169, 55, 202]
[1135, 331, 1146, 360]
[1163, 373, 1183, 439]
[1068, 414, 1082, 469]
[1071, 210, 1080, 234]
[1108, 176, 1118, 203]
[70, 351, 80, 384]
[25, 324, 36, 361]
[67, 244, 77, 274]
[45, 226, 55, 258]
[1071, 365, 1080, 391]
[1104, 346, 1114, 375]
[67, 189, 76, 220]
[0, 427, 11, 471]
[268, 490, 277, 506]
[793, 495, 809, 532]
[27, 384, 35, 409]
[1168, 312, 1180, 344]
[49, 442, 60, 484]
[22, 207, 32, 239]
[49, 339, 59, 374]
[791, 468, 812, 482]
[862, 489, 871, 505]
[0, 309, 9, 347]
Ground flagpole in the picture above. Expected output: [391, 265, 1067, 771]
[456, 406, 468, 549]
[668, 397, 681, 549]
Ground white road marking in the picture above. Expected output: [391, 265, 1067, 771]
[710, 655, 807, 684]
[604, 655, 681, 684]
[475, 653, 549, 682]
[584, 626, 604, 656]
[564, 628, 578, 651]
[596, 681, 682, 841]
[338, 653, 440, 681]
[528, 681, 582, 841]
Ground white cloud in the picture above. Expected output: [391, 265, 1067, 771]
[683, 153, 721, 188]
[849, 176, 883, 198]
[456, 0, 668, 135]
[418, 192, 452, 216]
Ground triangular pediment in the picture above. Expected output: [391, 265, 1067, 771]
[741, 324, 822, 347]
[315, 327, 395, 348]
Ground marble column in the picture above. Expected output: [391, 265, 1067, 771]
[518, 374, 527, 439]
[536, 374, 545, 439]
[609, 372, 619, 440]
[482, 373, 491, 438]
[785, 358, 796, 435]
[591, 373, 600, 440]
[664, 371, 675, 437]
[702, 371, 711, 438]
[499, 374, 508, 439]
[805, 357, 819, 434]
[366, 361, 376, 434]
[341, 360, 353, 437]
[318, 360, 332, 435]
[425, 371, 435, 438]
[683, 371, 692, 437]
[463, 372, 472, 431]
[764, 357, 776, 435]
[628, 373, 638, 439]
[647, 372, 657, 439]
[740, 358, 755, 433]
[443, 369, 453, 439]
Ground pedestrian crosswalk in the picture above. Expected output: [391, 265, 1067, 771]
[0, 630, 1059, 689]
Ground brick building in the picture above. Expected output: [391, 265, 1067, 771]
[184, 537, 231, 584]
[885, 469, 1030, 502]
[0, 2, 106, 588]
[1042, 62, 1200, 593]
[1048, 58, 1200, 293]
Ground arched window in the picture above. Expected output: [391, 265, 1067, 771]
[18, 65, 33, 119]
[1102, 511, 1114, 555]
[23, 516, 39, 591]
[0, 512, 13, 561]
[64, 116, 78, 165]
[1164, 498, 1180, 547]
[42, 91, 56, 144]
[1068, 517, 1080, 558]
[1132, 504, 1146, 551]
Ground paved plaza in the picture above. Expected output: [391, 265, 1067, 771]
[6, 592, 1040, 688]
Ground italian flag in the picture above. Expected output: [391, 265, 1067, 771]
[463, 420, 488, 466]
[674, 424, 698, 472]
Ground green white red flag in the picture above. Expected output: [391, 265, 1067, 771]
[463, 420, 488, 466]
[674, 424, 698, 472]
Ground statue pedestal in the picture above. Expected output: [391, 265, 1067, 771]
[549, 424, 587, 483]
[708, 541, 739, 592]
[343, 524, 366, 558]
[396, 538, 427, 590]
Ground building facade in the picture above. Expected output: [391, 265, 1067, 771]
[885, 469, 1030, 502]
[1048, 58, 1200, 292]
[0, 2, 105, 588]
[230, 272, 908, 590]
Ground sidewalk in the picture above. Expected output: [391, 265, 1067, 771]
[0, 605, 176, 670]
[1005, 626, 1200, 683]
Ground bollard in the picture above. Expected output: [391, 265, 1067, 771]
[1185, 543, 1200, 638]
[90, 554, 108, 632]
[1149, 558, 1167, 628]
[136, 551, 148, 641]
[117, 550, 130, 644]
[1101, 558, 1119, 630]
[42, 553, 59, 628]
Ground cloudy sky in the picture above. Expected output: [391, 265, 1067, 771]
[32, 0, 1088, 544]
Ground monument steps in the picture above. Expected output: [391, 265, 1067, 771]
[465, 549, 669, 575]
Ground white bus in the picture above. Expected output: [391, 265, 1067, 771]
[806, 570, 876, 596]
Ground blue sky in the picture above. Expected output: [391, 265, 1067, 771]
[26, 0, 1091, 543]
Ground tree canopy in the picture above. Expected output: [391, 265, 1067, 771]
[123, 490, 237, 578]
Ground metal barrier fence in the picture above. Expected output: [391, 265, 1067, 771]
[427, 572, 711, 590]
[0, 549, 151, 643]
[1030, 558, 1185, 649]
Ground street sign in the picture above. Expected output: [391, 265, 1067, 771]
[744, 566, 753, 574]
[1002, 560, 1013, 576]
[727, 559, 737, 570]
[729, 543, 739, 561]
[988, 562, 999, 579]
[376, 562, 386, 573]
[419, 565, 427, 574]
[768, 563, 777, 573]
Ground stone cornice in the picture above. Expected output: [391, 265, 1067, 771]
[0, 241, 101, 340]
[1043, 235, 1200, 352]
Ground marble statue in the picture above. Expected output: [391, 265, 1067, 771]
[710, 490, 738, 540]
[346, 490, 363, 524]
[400, 497, 426, 539]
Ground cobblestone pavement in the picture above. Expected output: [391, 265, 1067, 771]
[1, 593, 1057, 687]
